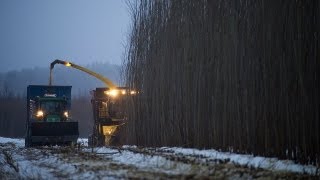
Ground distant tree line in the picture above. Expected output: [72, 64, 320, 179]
[124, 0, 320, 165]
[0, 86, 25, 137]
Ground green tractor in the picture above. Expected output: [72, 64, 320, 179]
[25, 85, 79, 147]
[35, 96, 69, 122]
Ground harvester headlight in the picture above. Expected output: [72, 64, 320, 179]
[36, 110, 44, 117]
[107, 89, 119, 97]
[130, 90, 136, 95]
[64, 111, 69, 118]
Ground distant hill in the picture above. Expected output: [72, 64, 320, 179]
[0, 62, 121, 96]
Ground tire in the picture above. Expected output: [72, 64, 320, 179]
[25, 128, 33, 147]
[24, 138, 29, 147]
[25, 130, 30, 147]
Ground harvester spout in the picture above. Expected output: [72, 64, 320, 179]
[49, 59, 117, 89]
[49, 60, 69, 86]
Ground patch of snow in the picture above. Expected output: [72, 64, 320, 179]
[167, 147, 318, 175]
[92, 147, 193, 175]
[77, 138, 88, 146]
[1, 137, 319, 178]
[15, 153, 55, 179]
[0, 137, 24, 147]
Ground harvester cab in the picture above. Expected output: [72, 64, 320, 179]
[25, 85, 79, 147]
[49, 59, 137, 147]
[89, 87, 136, 146]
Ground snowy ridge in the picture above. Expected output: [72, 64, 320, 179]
[160, 147, 318, 175]
[0, 137, 24, 147]
[0, 137, 319, 179]
[91, 147, 193, 175]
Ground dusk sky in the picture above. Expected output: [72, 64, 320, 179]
[0, 0, 130, 72]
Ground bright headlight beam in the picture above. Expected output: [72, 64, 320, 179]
[36, 110, 44, 117]
[64, 111, 69, 118]
[130, 90, 136, 95]
[108, 89, 119, 97]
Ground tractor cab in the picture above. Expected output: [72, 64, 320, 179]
[35, 95, 69, 122]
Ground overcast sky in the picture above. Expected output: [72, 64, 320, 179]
[0, 0, 130, 72]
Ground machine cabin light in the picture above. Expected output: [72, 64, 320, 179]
[36, 110, 44, 118]
[104, 89, 137, 97]
[102, 126, 117, 136]
[64, 111, 69, 118]
[105, 89, 119, 97]
[130, 90, 136, 95]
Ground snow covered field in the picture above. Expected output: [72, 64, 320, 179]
[0, 137, 318, 179]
